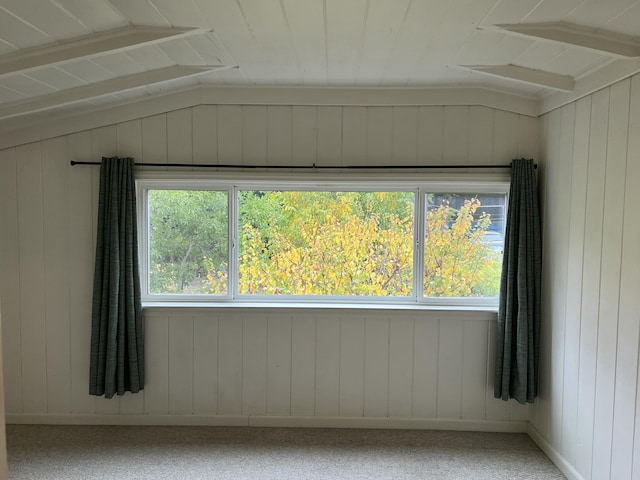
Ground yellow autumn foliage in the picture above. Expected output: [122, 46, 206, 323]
[204, 192, 501, 298]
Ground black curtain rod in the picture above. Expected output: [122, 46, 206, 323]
[70, 160, 533, 170]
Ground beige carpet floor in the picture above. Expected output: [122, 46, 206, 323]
[7, 425, 566, 479]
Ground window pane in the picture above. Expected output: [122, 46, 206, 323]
[424, 193, 505, 298]
[238, 191, 415, 296]
[148, 190, 228, 294]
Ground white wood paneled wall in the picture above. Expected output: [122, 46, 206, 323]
[533, 74, 640, 479]
[0, 103, 537, 426]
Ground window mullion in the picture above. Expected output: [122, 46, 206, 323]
[415, 187, 425, 303]
[230, 185, 238, 300]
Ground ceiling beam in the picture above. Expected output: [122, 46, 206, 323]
[461, 65, 575, 92]
[494, 22, 640, 58]
[0, 25, 208, 77]
[0, 65, 234, 120]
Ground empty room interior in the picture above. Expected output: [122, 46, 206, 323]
[0, 1, 639, 479]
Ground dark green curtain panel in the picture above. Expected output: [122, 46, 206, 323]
[494, 158, 541, 404]
[89, 157, 144, 398]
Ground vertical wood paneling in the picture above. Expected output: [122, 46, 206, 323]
[559, 96, 591, 465]
[540, 109, 559, 437]
[575, 88, 610, 480]
[167, 109, 193, 165]
[168, 316, 194, 414]
[437, 318, 464, 419]
[16, 142, 47, 414]
[192, 105, 218, 165]
[0, 148, 22, 413]
[392, 107, 418, 164]
[537, 108, 560, 440]
[141, 114, 167, 166]
[549, 104, 574, 444]
[366, 107, 393, 166]
[144, 315, 169, 414]
[317, 106, 342, 166]
[242, 106, 268, 166]
[42, 137, 71, 414]
[412, 319, 439, 418]
[461, 320, 488, 420]
[193, 315, 218, 414]
[67, 131, 96, 415]
[315, 316, 340, 416]
[242, 315, 267, 415]
[493, 110, 520, 164]
[443, 106, 468, 165]
[535, 74, 640, 480]
[417, 106, 444, 164]
[388, 317, 414, 417]
[291, 315, 316, 416]
[217, 316, 243, 415]
[518, 115, 539, 160]
[0, 295, 7, 479]
[342, 107, 367, 164]
[117, 119, 142, 160]
[91, 125, 118, 160]
[510, 396, 530, 422]
[613, 76, 640, 480]
[339, 316, 365, 417]
[267, 106, 293, 166]
[266, 315, 292, 415]
[217, 105, 243, 163]
[0, 102, 543, 430]
[468, 106, 494, 164]
[292, 106, 317, 166]
[591, 79, 630, 480]
[633, 98, 640, 476]
[364, 317, 389, 417]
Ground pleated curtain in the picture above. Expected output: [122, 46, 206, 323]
[89, 157, 144, 398]
[494, 158, 541, 404]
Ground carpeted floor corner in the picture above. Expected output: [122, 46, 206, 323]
[7, 425, 566, 479]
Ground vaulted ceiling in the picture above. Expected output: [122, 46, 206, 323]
[0, 0, 639, 130]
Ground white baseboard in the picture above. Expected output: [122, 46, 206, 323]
[6, 413, 527, 432]
[6, 414, 248, 427]
[248, 416, 527, 432]
[527, 423, 584, 480]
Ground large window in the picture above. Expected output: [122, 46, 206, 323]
[139, 177, 507, 308]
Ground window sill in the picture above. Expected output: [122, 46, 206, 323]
[142, 301, 498, 320]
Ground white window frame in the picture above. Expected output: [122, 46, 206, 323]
[137, 172, 509, 309]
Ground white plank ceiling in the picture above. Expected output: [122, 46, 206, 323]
[0, 0, 638, 121]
